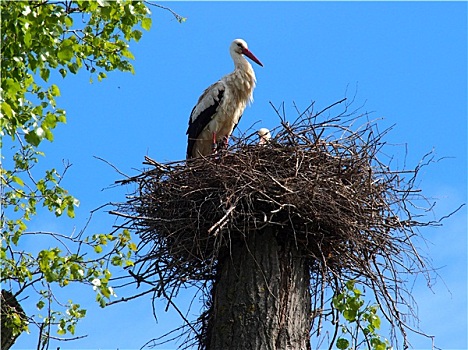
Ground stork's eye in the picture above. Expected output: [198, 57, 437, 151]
[237, 43, 243, 48]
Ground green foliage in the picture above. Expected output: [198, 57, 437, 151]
[2, 297, 29, 340]
[1, 0, 151, 148]
[333, 281, 391, 350]
[0, 0, 157, 346]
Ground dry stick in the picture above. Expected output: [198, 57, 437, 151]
[94, 155, 130, 179]
[207, 205, 237, 236]
[154, 267, 200, 338]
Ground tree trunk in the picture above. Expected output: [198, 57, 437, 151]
[206, 227, 311, 350]
[1, 289, 26, 350]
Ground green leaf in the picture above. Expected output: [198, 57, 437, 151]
[59, 68, 67, 78]
[121, 49, 134, 60]
[40, 68, 50, 82]
[68, 62, 79, 74]
[44, 128, 54, 142]
[371, 337, 387, 350]
[64, 16, 73, 27]
[111, 255, 122, 266]
[345, 280, 355, 290]
[370, 313, 381, 330]
[50, 84, 60, 97]
[12, 176, 24, 187]
[5, 77, 22, 95]
[67, 204, 75, 218]
[36, 300, 45, 310]
[57, 44, 74, 62]
[96, 294, 107, 308]
[141, 17, 152, 30]
[2, 102, 14, 118]
[343, 308, 357, 322]
[132, 29, 142, 42]
[24, 31, 32, 48]
[97, 72, 107, 82]
[25, 131, 41, 147]
[67, 323, 75, 334]
[336, 337, 350, 350]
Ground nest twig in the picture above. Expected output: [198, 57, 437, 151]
[111, 98, 444, 349]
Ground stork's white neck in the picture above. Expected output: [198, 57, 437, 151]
[221, 53, 256, 106]
[232, 53, 253, 73]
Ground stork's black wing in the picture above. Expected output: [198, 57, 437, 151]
[186, 82, 225, 158]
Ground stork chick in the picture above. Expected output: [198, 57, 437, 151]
[186, 39, 263, 159]
[257, 128, 271, 145]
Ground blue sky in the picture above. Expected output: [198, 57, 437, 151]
[11, 1, 467, 349]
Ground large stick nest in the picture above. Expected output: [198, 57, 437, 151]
[112, 98, 439, 348]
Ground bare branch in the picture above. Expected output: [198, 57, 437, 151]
[143, 2, 186, 23]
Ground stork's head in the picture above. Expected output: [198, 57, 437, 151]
[230, 39, 263, 67]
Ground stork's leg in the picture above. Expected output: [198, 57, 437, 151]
[212, 132, 217, 153]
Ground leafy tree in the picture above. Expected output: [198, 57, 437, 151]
[0, 1, 183, 348]
[333, 280, 391, 350]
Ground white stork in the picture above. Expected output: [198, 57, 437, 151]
[257, 128, 271, 145]
[186, 39, 263, 159]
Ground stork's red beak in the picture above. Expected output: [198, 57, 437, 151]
[242, 48, 263, 67]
